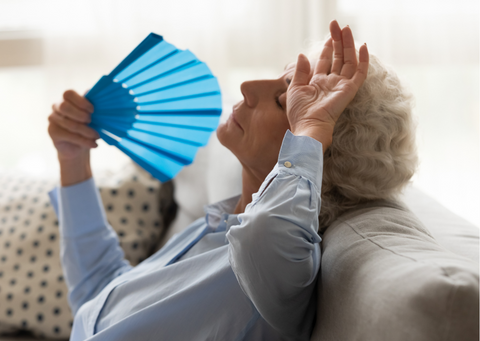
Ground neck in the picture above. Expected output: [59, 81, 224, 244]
[234, 167, 267, 214]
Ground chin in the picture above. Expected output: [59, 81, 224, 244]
[216, 123, 239, 157]
[216, 123, 225, 143]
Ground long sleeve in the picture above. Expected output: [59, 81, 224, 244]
[226, 130, 323, 340]
[48, 178, 132, 316]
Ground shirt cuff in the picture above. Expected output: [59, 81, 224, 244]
[276, 130, 324, 190]
[48, 177, 109, 238]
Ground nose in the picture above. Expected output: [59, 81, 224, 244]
[240, 80, 260, 108]
[240, 78, 286, 108]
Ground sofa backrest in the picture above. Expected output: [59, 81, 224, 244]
[310, 198, 479, 341]
[399, 184, 479, 263]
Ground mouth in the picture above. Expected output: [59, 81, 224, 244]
[231, 107, 243, 131]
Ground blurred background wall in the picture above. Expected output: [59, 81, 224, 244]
[0, 0, 478, 227]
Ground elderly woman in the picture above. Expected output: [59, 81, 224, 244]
[47, 20, 416, 340]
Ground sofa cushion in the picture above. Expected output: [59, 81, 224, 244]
[0, 163, 167, 340]
[310, 199, 479, 341]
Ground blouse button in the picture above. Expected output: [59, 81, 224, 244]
[284, 161, 292, 168]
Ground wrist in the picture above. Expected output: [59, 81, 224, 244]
[58, 151, 92, 187]
[291, 125, 333, 154]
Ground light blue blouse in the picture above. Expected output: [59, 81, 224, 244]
[48, 130, 324, 341]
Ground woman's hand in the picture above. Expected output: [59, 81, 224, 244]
[286, 20, 369, 151]
[48, 90, 98, 160]
[48, 90, 98, 186]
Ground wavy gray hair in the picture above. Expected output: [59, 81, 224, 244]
[307, 43, 419, 233]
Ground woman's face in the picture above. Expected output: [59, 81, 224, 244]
[217, 63, 299, 176]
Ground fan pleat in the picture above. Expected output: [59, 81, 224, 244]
[131, 122, 211, 146]
[135, 78, 220, 104]
[135, 114, 219, 130]
[123, 50, 197, 88]
[86, 33, 222, 182]
[114, 40, 177, 83]
[130, 63, 213, 95]
[126, 130, 197, 164]
[138, 94, 222, 111]
[92, 114, 219, 132]
[117, 138, 184, 182]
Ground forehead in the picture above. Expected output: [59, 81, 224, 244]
[277, 62, 296, 79]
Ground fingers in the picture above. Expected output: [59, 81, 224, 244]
[352, 44, 369, 89]
[48, 122, 98, 149]
[49, 111, 99, 140]
[317, 20, 368, 85]
[290, 53, 312, 87]
[329, 20, 344, 75]
[340, 26, 357, 78]
[53, 101, 91, 124]
[63, 90, 94, 113]
[52, 90, 94, 124]
[315, 37, 333, 75]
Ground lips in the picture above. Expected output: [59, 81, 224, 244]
[231, 111, 243, 131]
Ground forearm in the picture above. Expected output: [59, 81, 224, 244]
[49, 178, 132, 315]
[228, 176, 321, 339]
[59, 150, 92, 187]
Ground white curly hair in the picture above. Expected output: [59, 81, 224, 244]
[306, 41, 419, 233]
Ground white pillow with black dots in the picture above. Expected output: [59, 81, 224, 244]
[0, 162, 167, 339]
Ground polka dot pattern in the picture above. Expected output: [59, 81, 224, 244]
[0, 163, 168, 339]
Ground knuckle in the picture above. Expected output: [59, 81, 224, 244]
[58, 101, 69, 113]
[69, 122, 79, 133]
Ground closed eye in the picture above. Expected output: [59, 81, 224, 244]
[276, 96, 283, 109]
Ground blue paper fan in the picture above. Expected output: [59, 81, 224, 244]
[85, 33, 222, 182]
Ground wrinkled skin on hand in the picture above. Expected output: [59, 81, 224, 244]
[286, 20, 369, 149]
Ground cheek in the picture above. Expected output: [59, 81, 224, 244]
[257, 118, 290, 155]
[270, 116, 291, 142]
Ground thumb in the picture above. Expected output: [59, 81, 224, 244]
[290, 54, 311, 87]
